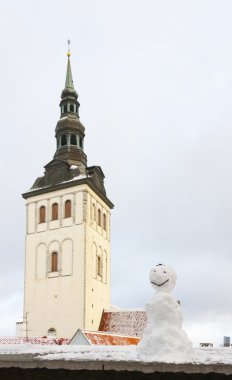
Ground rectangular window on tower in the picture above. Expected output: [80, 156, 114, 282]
[64, 200, 72, 218]
[52, 203, 58, 220]
[98, 209, 101, 226]
[97, 256, 102, 277]
[51, 252, 58, 272]
[39, 206, 46, 224]
[103, 213, 106, 230]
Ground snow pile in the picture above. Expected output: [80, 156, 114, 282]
[0, 344, 137, 362]
[137, 264, 193, 362]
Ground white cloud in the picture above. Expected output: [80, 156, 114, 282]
[0, 0, 232, 343]
[185, 313, 232, 347]
[0, 293, 23, 336]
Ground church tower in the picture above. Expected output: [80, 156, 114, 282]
[22, 50, 113, 339]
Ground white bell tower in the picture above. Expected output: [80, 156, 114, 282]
[22, 50, 113, 339]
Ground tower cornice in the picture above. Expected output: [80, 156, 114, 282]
[22, 177, 114, 209]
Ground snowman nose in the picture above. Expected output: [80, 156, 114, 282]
[156, 273, 164, 281]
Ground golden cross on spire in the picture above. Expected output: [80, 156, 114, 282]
[67, 39, 71, 57]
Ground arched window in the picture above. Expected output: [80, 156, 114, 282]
[52, 203, 58, 221]
[61, 134, 67, 146]
[70, 134, 77, 145]
[64, 104, 67, 113]
[64, 200, 71, 218]
[70, 104, 74, 112]
[51, 252, 58, 272]
[98, 209, 101, 226]
[103, 213, 106, 230]
[97, 255, 102, 277]
[92, 204, 96, 221]
[39, 206, 46, 223]
[48, 328, 57, 338]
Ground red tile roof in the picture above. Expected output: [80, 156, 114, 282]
[0, 337, 69, 345]
[82, 330, 140, 345]
[98, 309, 147, 337]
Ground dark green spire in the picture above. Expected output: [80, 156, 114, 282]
[54, 49, 86, 168]
[61, 52, 78, 100]
[65, 56, 74, 89]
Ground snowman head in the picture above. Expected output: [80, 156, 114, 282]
[149, 264, 177, 292]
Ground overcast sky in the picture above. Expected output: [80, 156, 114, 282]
[1, 0, 232, 346]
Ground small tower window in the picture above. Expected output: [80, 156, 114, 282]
[64, 104, 67, 113]
[39, 206, 46, 224]
[51, 252, 58, 272]
[48, 328, 57, 338]
[70, 104, 74, 112]
[80, 138, 83, 149]
[98, 209, 101, 226]
[92, 204, 96, 221]
[61, 134, 67, 146]
[52, 203, 58, 221]
[103, 213, 106, 230]
[64, 200, 71, 218]
[97, 256, 102, 277]
[70, 134, 77, 145]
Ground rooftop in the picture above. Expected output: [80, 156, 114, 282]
[0, 337, 69, 345]
[0, 345, 232, 375]
[70, 329, 140, 346]
[99, 309, 147, 337]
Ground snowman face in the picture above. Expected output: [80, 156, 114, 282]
[149, 264, 176, 292]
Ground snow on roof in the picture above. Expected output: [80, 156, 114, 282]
[78, 330, 140, 346]
[60, 174, 88, 184]
[0, 345, 232, 366]
[99, 310, 147, 337]
[0, 337, 69, 345]
[104, 307, 145, 312]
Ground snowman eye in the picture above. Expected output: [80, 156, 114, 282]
[163, 271, 166, 273]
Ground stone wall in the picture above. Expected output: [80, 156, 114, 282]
[0, 368, 231, 380]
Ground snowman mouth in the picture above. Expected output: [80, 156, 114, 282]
[151, 279, 169, 287]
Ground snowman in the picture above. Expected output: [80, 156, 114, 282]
[137, 264, 193, 361]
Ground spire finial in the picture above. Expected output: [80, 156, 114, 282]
[67, 39, 71, 57]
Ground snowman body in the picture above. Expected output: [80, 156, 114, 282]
[137, 264, 193, 361]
